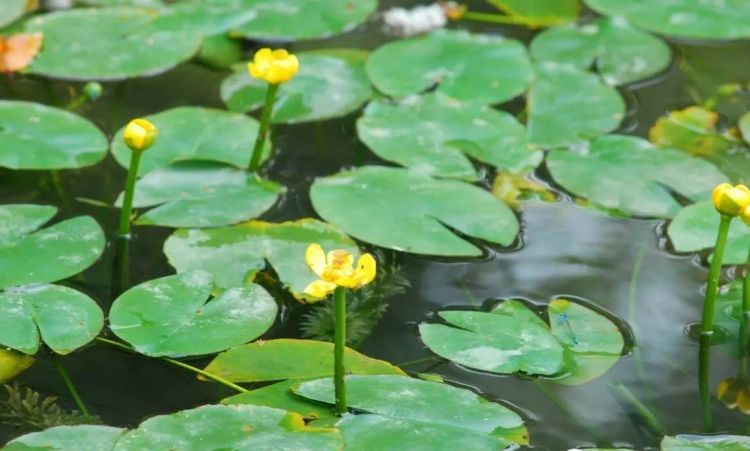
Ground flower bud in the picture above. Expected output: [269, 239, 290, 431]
[247, 48, 299, 85]
[0, 349, 34, 383]
[123, 118, 158, 152]
[83, 82, 103, 101]
[712, 183, 750, 216]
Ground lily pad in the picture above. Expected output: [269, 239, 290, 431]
[419, 300, 564, 376]
[231, 0, 377, 41]
[0, 0, 29, 29]
[546, 135, 727, 217]
[366, 29, 533, 104]
[357, 94, 542, 179]
[487, 0, 579, 27]
[112, 404, 342, 451]
[0, 284, 104, 355]
[0, 101, 108, 170]
[527, 63, 625, 148]
[163, 219, 358, 299]
[143, 0, 259, 37]
[110, 107, 266, 175]
[109, 271, 277, 357]
[649, 106, 736, 156]
[115, 161, 284, 228]
[310, 166, 519, 256]
[530, 17, 671, 86]
[3, 425, 125, 451]
[661, 434, 750, 450]
[25, 8, 202, 81]
[78, 0, 163, 6]
[294, 375, 527, 443]
[222, 379, 334, 420]
[221, 51, 372, 124]
[585, 0, 750, 40]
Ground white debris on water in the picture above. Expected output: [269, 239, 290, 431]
[382, 3, 447, 37]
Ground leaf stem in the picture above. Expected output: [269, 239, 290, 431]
[334, 286, 347, 414]
[65, 95, 86, 112]
[461, 11, 531, 26]
[248, 82, 278, 172]
[52, 357, 91, 417]
[609, 382, 667, 436]
[117, 150, 143, 237]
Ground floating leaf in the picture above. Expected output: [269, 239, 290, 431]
[222, 379, 334, 420]
[530, 17, 670, 85]
[527, 63, 625, 148]
[115, 161, 284, 228]
[221, 51, 372, 124]
[113, 404, 342, 450]
[0, 32, 43, 73]
[3, 425, 125, 451]
[163, 219, 358, 299]
[661, 434, 750, 450]
[294, 375, 527, 443]
[367, 29, 533, 104]
[546, 135, 727, 217]
[143, 0, 258, 36]
[78, 0, 164, 6]
[419, 300, 564, 376]
[0, 101, 108, 170]
[487, 0, 579, 27]
[649, 106, 736, 156]
[110, 107, 265, 175]
[357, 94, 542, 179]
[0, 0, 30, 28]
[231, 0, 377, 41]
[310, 166, 519, 256]
[109, 271, 277, 357]
[0, 284, 104, 355]
[585, 0, 750, 40]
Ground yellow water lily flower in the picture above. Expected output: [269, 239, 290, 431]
[712, 183, 750, 216]
[123, 118, 158, 152]
[0, 349, 34, 383]
[248, 48, 299, 85]
[303, 244, 376, 299]
[717, 377, 750, 414]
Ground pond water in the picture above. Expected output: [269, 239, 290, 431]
[2, 0, 750, 449]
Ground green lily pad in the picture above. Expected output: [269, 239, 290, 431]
[0, 284, 104, 355]
[294, 375, 527, 443]
[78, 0, 163, 6]
[649, 106, 736, 156]
[487, 0, 579, 27]
[115, 161, 284, 228]
[367, 29, 533, 105]
[0, 205, 105, 289]
[546, 135, 727, 218]
[419, 300, 564, 376]
[206, 338, 405, 382]
[222, 379, 334, 420]
[528, 63, 625, 148]
[530, 17, 671, 85]
[585, 0, 750, 40]
[163, 219, 358, 300]
[0, 0, 28, 28]
[667, 201, 750, 265]
[110, 107, 266, 175]
[338, 414, 507, 450]
[3, 425, 125, 451]
[740, 112, 750, 145]
[357, 94, 542, 179]
[0, 101, 108, 170]
[310, 166, 519, 256]
[661, 434, 750, 450]
[109, 271, 277, 357]
[25, 8, 202, 81]
[221, 51, 372, 124]
[143, 0, 258, 36]
[112, 404, 342, 451]
[231, 0, 377, 41]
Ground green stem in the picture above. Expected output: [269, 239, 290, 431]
[95, 337, 248, 393]
[334, 286, 347, 414]
[248, 82, 278, 172]
[118, 150, 143, 237]
[53, 357, 91, 416]
[111, 236, 130, 297]
[533, 381, 609, 446]
[461, 10, 532, 25]
[609, 382, 667, 436]
[65, 95, 86, 112]
[50, 170, 70, 210]
[740, 245, 750, 379]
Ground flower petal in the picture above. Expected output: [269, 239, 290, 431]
[306, 243, 327, 277]
[354, 253, 377, 286]
[739, 388, 750, 415]
[303, 279, 337, 299]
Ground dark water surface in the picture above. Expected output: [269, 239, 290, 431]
[2, 1, 750, 449]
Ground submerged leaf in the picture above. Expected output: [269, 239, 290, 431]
[649, 106, 736, 156]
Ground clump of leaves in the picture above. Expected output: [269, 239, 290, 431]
[300, 250, 410, 347]
[0, 383, 101, 432]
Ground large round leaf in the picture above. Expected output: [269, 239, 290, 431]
[357, 94, 542, 179]
[367, 29, 533, 105]
[222, 379, 334, 421]
[419, 300, 564, 375]
[0, 205, 105, 289]
[25, 8, 201, 81]
[221, 50, 373, 124]
[163, 219, 358, 300]
[0, 284, 104, 355]
[109, 271, 277, 357]
[527, 63, 625, 148]
[546, 135, 727, 218]
[294, 375, 527, 443]
[115, 161, 284, 228]
[487, 0, 579, 27]
[0, 101, 107, 170]
[310, 166, 519, 256]
[585, 0, 750, 40]
[3, 425, 125, 451]
[661, 434, 750, 450]
[142, 0, 258, 36]
[530, 17, 671, 86]
[112, 404, 342, 451]
[232, 0, 377, 41]
[110, 107, 265, 175]
[0, 0, 28, 28]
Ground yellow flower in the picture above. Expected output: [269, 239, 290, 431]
[248, 48, 299, 85]
[123, 118, 158, 152]
[303, 244, 376, 299]
[712, 183, 750, 216]
[0, 349, 34, 383]
[717, 377, 750, 414]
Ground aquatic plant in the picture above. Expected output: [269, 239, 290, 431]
[117, 118, 158, 237]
